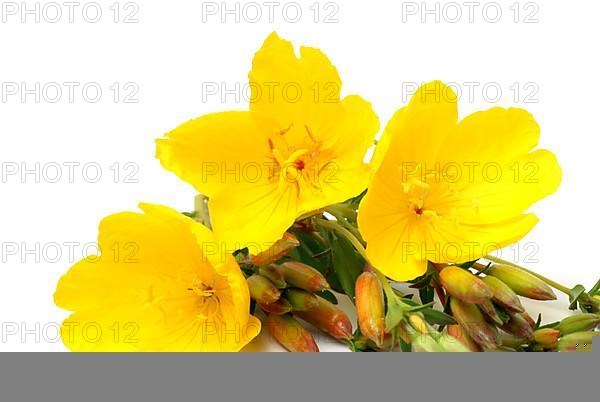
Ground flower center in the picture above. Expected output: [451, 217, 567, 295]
[267, 124, 323, 194]
[189, 280, 220, 320]
[402, 166, 440, 222]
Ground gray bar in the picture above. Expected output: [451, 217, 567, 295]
[0, 349, 597, 402]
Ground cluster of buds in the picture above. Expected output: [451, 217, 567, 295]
[246, 233, 353, 352]
[435, 263, 599, 352]
[353, 269, 470, 352]
[246, 230, 599, 352]
[352, 260, 598, 352]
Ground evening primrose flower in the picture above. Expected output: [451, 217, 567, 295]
[358, 81, 561, 281]
[54, 203, 260, 351]
[156, 33, 379, 251]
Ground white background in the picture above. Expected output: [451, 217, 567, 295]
[0, 0, 598, 351]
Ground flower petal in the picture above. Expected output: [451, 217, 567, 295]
[55, 204, 259, 351]
[209, 179, 300, 253]
[426, 214, 540, 264]
[439, 107, 541, 165]
[433, 150, 562, 224]
[156, 111, 271, 197]
[378, 81, 458, 171]
[249, 32, 343, 136]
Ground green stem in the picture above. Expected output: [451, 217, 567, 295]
[194, 194, 212, 229]
[484, 254, 572, 295]
[318, 219, 367, 257]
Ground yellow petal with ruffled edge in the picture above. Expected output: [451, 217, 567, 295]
[359, 81, 561, 281]
[249, 32, 343, 136]
[156, 112, 271, 198]
[54, 203, 259, 352]
[157, 33, 378, 251]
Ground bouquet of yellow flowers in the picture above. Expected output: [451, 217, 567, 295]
[54, 33, 599, 352]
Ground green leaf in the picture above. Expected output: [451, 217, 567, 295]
[568, 285, 586, 310]
[457, 260, 479, 269]
[324, 228, 365, 300]
[343, 190, 366, 210]
[315, 290, 338, 305]
[385, 299, 406, 332]
[421, 309, 456, 326]
[534, 313, 543, 330]
[400, 298, 455, 326]
[419, 286, 435, 305]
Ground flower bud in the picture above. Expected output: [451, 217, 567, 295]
[533, 328, 560, 348]
[295, 297, 353, 340]
[250, 233, 300, 266]
[259, 298, 292, 315]
[499, 312, 534, 339]
[408, 328, 470, 352]
[247, 274, 281, 305]
[439, 266, 492, 304]
[258, 265, 287, 289]
[478, 300, 505, 326]
[355, 272, 385, 348]
[285, 289, 319, 311]
[557, 331, 598, 353]
[446, 324, 482, 352]
[409, 332, 445, 352]
[450, 297, 500, 349]
[556, 314, 600, 335]
[278, 261, 330, 292]
[486, 264, 557, 300]
[408, 314, 432, 335]
[481, 275, 524, 313]
[267, 313, 319, 352]
[436, 335, 472, 352]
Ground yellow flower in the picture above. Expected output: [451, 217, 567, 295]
[156, 32, 379, 251]
[54, 203, 260, 351]
[358, 81, 562, 281]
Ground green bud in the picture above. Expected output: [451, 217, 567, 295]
[278, 261, 330, 292]
[481, 275, 525, 313]
[557, 331, 598, 352]
[408, 327, 470, 352]
[247, 274, 281, 305]
[285, 289, 319, 311]
[437, 334, 472, 352]
[450, 297, 500, 349]
[439, 266, 492, 304]
[486, 264, 557, 301]
[258, 265, 287, 289]
[556, 314, 600, 335]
